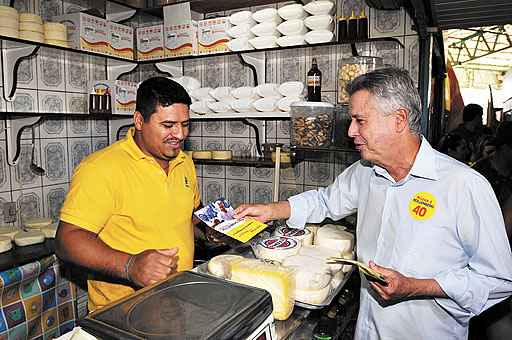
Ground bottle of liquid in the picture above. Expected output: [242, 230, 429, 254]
[357, 9, 368, 40]
[307, 58, 322, 102]
[347, 10, 358, 40]
[337, 15, 348, 42]
[312, 305, 338, 340]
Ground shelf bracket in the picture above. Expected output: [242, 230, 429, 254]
[109, 117, 133, 144]
[4, 116, 42, 166]
[242, 118, 264, 157]
[1, 41, 39, 102]
[107, 59, 138, 80]
[106, 1, 137, 22]
[239, 52, 265, 86]
[155, 61, 183, 77]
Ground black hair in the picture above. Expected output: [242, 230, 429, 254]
[438, 133, 467, 153]
[462, 104, 483, 122]
[135, 77, 192, 121]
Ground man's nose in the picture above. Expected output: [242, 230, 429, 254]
[348, 120, 357, 138]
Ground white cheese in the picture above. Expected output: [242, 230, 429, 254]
[316, 225, 354, 254]
[207, 254, 244, 279]
[0, 5, 18, 17]
[19, 30, 44, 42]
[331, 270, 345, 289]
[254, 236, 301, 263]
[273, 226, 313, 245]
[14, 230, 45, 247]
[41, 224, 58, 238]
[19, 13, 42, 24]
[19, 21, 43, 33]
[0, 236, 12, 253]
[44, 39, 69, 48]
[0, 225, 21, 240]
[211, 150, 232, 160]
[341, 251, 355, 273]
[24, 217, 53, 229]
[0, 27, 18, 38]
[298, 245, 343, 273]
[192, 151, 212, 160]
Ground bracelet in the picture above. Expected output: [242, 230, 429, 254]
[124, 255, 135, 282]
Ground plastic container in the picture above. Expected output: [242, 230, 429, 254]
[290, 101, 335, 148]
[337, 56, 383, 104]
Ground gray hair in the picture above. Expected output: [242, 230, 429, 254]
[346, 67, 422, 134]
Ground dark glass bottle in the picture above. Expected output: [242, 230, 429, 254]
[347, 10, 358, 40]
[307, 58, 322, 102]
[312, 305, 338, 340]
[357, 9, 368, 40]
[337, 16, 347, 42]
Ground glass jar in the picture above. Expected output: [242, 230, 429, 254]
[337, 56, 383, 104]
[290, 101, 335, 148]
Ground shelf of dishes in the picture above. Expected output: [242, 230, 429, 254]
[190, 111, 290, 119]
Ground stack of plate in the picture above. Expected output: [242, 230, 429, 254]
[0, 5, 19, 39]
[227, 10, 255, 52]
[19, 12, 44, 43]
[44, 22, 68, 47]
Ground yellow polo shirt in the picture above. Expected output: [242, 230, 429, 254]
[60, 128, 200, 311]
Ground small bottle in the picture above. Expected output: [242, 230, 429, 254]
[312, 305, 338, 340]
[337, 15, 348, 42]
[347, 10, 358, 40]
[357, 9, 368, 40]
[307, 58, 322, 102]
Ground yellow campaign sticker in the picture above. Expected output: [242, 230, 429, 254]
[408, 192, 436, 220]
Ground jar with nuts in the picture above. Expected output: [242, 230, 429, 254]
[337, 56, 383, 104]
[289, 101, 335, 148]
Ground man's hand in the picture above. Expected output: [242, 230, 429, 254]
[368, 261, 447, 301]
[128, 248, 179, 287]
[234, 201, 291, 222]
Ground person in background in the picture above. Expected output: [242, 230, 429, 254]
[470, 133, 497, 165]
[56, 77, 201, 312]
[449, 103, 486, 157]
[437, 132, 471, 163]
[235, 68, 512, 340]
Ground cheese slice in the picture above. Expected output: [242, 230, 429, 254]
[192, 151, 212, 160]
[19, 30, 44, 42]
[14, 230, 45, 247]
[19, 13, 42, 24]
[0, 5, 18, 17]
[298, 245, 343, 273]
[0, 225, 21, 240]
[0, 236, 13, 253]
[316, 225, 354, 254]
[211, 150, 232, 160]
[207, 254, 244, 279]
[0, 27, 18, 38]
[230, 258, 295, 320]
[19, 21, 43, 33]
[273, 226, 313, 246]
[44, 22, 66, 33]
[24, 217, 53, 229]
[254, 236, 301, 263]
[45, 39, 69, 48]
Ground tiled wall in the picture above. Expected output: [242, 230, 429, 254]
[0, 0, 420, 224]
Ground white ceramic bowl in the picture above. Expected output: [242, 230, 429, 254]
[277, 19, 308, 36]
[231, 99, 254, 112]
[227, 37, 254, 51]
[190, 101, 211, 114]
[252, 8, 282, 23]
[276, 35, 305, 47]
[255, 83, 281, 98]
[207, 101, 232, 113]
[209, 87, 233, 101]
[278, 96, 302, 112]
[248, 36, 278, 49]
[227, 23, 255, 39]
[190, 87, 215, 101]
[251, 22, 280, 37]
[171, 76, 201, 91]
[253, 97, 281, 112]
[278, 4, 307, 20]
[303, 0, 335, 15]
[231, 86, 256, 99]
[304, 30, 334, 44]
[229, 10, 255, 25]
[279, 81, 304, 97]
[304, 15, 334, 31]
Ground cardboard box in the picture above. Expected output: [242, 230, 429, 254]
[136, 24, 164, 61]
[108, 21, 134, 60]
[92, 80, 137, 115]
[163, 2, 200, 57]
[54, 12, 108, 54]
[197, 17, 231, 55]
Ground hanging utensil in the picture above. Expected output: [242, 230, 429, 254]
[30, 126, 45, 176]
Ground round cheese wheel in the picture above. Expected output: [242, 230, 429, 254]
[19, 30, 44, 42]
[207, 254, 244, 279]
[341, 251, 355, 273]
[44, 22, 66, 33]
[24, 217, 53, 229]
[19, 21, 43, 33]
[0, 236, 13, 253]
[14, 230, 45, 247]
[0, 225, 21, 240]
[211, 150, 232, 160]
[316, 225, 354, 254]
[41, 225, 58, 238]
[44, 39, 69, 48]
[0, 16, 19, 30]
[331, 270, 345, 289]
[19, 13, 42, 24]
[192, 151, 212, 160]
[298, 245, 343, 273]
[273, 226, 313, 246]
[0, 27, 18, 38]
[0, 6, 18, 17]
[44, 29, 66, 41]
[254, 236, 301, 263]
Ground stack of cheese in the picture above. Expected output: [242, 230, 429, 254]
[0, 225, 18, 253]
[0, 5, 19, 39]
[24, 217, 58, 239]
[44, 22, 68, 47]
[19, 13, 44, 43]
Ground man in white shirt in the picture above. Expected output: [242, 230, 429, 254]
[235, 67, 512, 340]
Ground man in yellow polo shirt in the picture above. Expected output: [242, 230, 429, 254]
[56, 77, 200, 311]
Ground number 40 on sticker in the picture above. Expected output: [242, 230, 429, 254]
[408, 192, 436, 221]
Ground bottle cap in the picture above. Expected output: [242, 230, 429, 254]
[349, 10, 357, 19]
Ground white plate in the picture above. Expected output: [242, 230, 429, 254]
[278, 96, 302, 112]
[304, 30, 334, 44]
[252, 8, 282, 23]
[278, 4, 307, 20]
[229, 10, 255, 25]
[207, 101, 232, 113]
[304, 15, 334, 31]
[227, 23, 255, 38]
[279, 81, 304, 97]
[277, 19, 308, 36]
[248, 36, 278, 49]
[190, 87, 215, 102]
[171, 76, 201, 91]
[303, 0, 335, 15]
[255, 83, 281, 98]
[227, 37, 253, 51]
[231, 99, 254, 112]
[250, 22, 280, 37]
[209, 87, 233, 101]
[276, 35, 305, 47]
[253, 97, 281, 112]
[231, 86, 256, 99]
[190, 101, 211, 114]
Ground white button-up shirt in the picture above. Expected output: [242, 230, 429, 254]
[287, 137, 512, 340]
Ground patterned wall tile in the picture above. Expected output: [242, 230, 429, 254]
[226, 166, 250, 181]
[404, 35, 420, 83]
[226, 180, 249, 209]
[139, 64, 164, 82]
[202, 120, 225, 137]
[37, 48, 65, 92]
[203, 56, 227, 88]
[183, 59, 203, 83]
[40, 119, 66, 139]
[38, 0, 62, 20]
[277, 49, 306, 84]
[202, 178, 225, 204]
[66, 119, 91, 137]
[277, 120, 290, 138]
[38, 91, 65, 114]
[226, 137, 252, 158]
[65, 52, 89, 93]
[369, 8, 405, 38]
[203, 138, 225, 179]
[371, 38, 404, 68]
[89, 56, 107, 83]
[92, 137, 108, 152]
[41, 139, 68, 185]
[92, 120, 108, 137]
[265, 51, 279, 84]
[13, 0, 35, 13]
[63, 0, 91, 14]
[251, 167, 274, 183]
[405, 10, 416, 36]
[10, 141, 43, 190]
[188, 120, 202, 137]
[67, 137, 92, 176]
[280, 162, 305, 185]
[334, 161, 349, 178]
[0, 192, 12, 222]
[308, 46, 336, 92]
[10, 89, 38, 113]
[42, 184, 68, 222]
[279, 183, 304, 201]
[250, 182, 273, 204]
[184, 136, 202, 151]
[226, 121, 250, 138]
[305, 162, 334, 187]
[65, 93, 88, 114]
[265, 120, 277, 140]
[340, 0, 367, 18]
[12, 187, 43, 222]
[227, 55, 253, 87]
[16, 56, 38, 90]
[0, 143, 11, 192]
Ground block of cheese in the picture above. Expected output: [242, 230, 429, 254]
[0, 236, 12, 253]
[19, 21, 43, 32]
[273, 226, 313, 246]
[341, 251, 355, 273]
[192, 151, 212, 160]
[0, 225, 21, 240]
[316, 225, 354, 254]
[19, 30, 44, 42]
[281, 255, 332, 305]
[207, 254, 244, 279]
[254, 236, 301, 263]
[211, 150, 232, 160]
[331, 270, 345, 289]
[24, 217, 53, 229]
[0, 16, 19, 30]
[0, 27, 18, 38]
[19, 13, 42, 24]
[45, 39, 69, 48]
[14, 230, 45, 247]
[41, 225, 58, 238]
[230, 258, 295, 320]
[0, 5, 18, 17]
[298, 245, 343, 273]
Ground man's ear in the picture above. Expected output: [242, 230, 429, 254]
[133, 111, 144, 131]
[395, 108, 409, 133]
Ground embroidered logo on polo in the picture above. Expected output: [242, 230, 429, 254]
[184, 176, 190, 188]
[408, 192, 436, 220]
